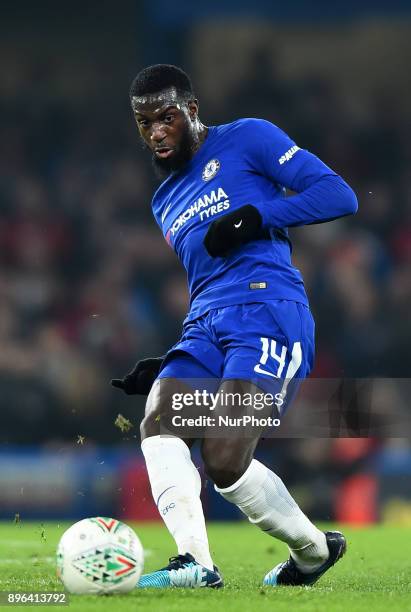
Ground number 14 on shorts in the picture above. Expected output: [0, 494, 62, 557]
[254, 338, 302, 380]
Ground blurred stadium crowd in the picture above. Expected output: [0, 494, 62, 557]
[1, 18, 411, 446]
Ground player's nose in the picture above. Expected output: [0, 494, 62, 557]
[151, 123, 167, 143]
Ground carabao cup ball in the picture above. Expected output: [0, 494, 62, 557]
[56, 517, 144, 594]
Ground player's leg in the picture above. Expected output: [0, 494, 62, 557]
[201, 301, 346, 586]
[201, 379, 330, 572]
[138, 351, 223, 588]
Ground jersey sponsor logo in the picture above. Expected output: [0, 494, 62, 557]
[169, 187, 229, 236]
[202, 159, 220, 181]
[278, 145, 300, 165]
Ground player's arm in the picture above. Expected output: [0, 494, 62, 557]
[204, 119, 357, 257]
[252, 140, 358, 230]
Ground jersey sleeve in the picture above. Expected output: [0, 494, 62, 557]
[243, 118, 335, 191]
[241, 118, 358, 228]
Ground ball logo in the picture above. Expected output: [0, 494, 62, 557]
[72, 546, 137, 585]
[202, 159, 220, 181]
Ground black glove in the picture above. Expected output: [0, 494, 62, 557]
[203, 204, 265, 257]
[111, 356, 164, 395]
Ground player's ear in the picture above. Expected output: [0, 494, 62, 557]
[188, 99, 199, 121]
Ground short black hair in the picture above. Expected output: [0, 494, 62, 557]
[129, 64, 194, 101]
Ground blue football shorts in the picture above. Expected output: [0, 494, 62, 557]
[157, 300, 315, 414]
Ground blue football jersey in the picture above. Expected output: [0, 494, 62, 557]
[151, 118, 354, 323]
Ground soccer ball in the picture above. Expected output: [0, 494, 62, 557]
[56, 517, 144, 594]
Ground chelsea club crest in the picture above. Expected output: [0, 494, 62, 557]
[202, 159, 220, 181]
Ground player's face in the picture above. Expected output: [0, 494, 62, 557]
[131, 87, 198, 174]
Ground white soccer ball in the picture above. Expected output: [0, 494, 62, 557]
[56, 517, 144, 594]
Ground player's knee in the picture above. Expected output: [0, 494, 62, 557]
[140, 413, 160, 440]
[140, 379, 162, 440]
[202, 440, 249, 488]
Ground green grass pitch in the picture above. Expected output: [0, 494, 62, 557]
[0, 521, 410, 611]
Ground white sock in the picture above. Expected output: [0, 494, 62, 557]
[215, 459, 328, 572]
[141, 435, 214, 571]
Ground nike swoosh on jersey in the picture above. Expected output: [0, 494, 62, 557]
[161, 203, 173, 223]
